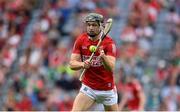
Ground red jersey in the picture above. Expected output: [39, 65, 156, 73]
[124, 80, 142, 110]
[72, 33, 116, 90]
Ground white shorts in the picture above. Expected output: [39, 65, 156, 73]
[80, 84, 118, 106]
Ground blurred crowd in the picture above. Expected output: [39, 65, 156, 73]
[117, 0, 180, 111]
[0, 0, 179, 111]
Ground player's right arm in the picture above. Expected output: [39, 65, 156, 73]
[69, 36, 84, 70]
[69, 35, 91, 70]
[69, 53, 91, 70]
[69, 53, 84, 70]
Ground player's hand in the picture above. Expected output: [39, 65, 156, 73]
[99, 47, 105, 58]
[83, 59, 91, 69]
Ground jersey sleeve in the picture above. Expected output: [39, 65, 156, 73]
[72, 36, 81, 54]
[105, 41, 116, 57]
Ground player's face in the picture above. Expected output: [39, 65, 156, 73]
[86, 21, 101, 38]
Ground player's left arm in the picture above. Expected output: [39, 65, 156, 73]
[99, 42, 116, 72]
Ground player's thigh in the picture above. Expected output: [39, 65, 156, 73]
[72, 92, 95, 111]
[101, 87, 118, 111]
[104, 104, 119, 111]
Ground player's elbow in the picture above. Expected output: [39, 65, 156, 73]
[69, 61, 75, 70]
[111, 66, 115, 72]
[109, 61, 115, 72]
[107, 56, 115, 72]
[69, 61, 81, 70]
[69, 65, 77, 70]
[111, 65, 115, 72]
[104, 64, 114, 72]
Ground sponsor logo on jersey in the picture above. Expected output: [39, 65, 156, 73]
[82, 46, 87, 49]
[82, 55, 103, 67]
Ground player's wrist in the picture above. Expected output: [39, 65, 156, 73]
[101, 53, 106, 58]
[99, 50, 105, 59]
[81, 62, 85, 69]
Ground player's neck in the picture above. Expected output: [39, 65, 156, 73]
[89, 36, 99, 41]
[89, 33, 101, 41]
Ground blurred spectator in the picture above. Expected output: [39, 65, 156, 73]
[154, 60, 168, 87]
[160, 74, 180, 111]
[118, 74, 146, 111]
[166, 6, 180, 43]
[120, 19, 137, 43]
